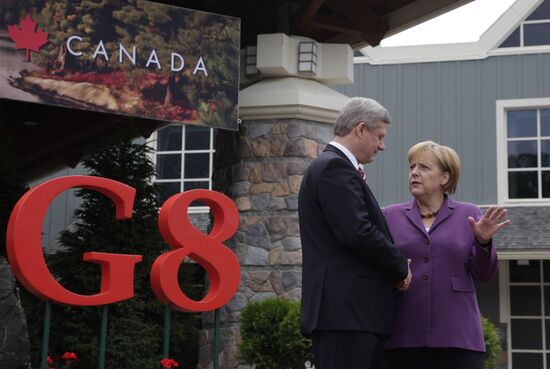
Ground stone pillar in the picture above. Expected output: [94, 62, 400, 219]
[196, 32, 354, 369]
[198, 117, 331, 369]
[196, 75, 350, 369]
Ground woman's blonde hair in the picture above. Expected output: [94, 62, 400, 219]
[407, 140, 461, 195]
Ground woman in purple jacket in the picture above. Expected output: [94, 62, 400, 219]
[383, 140, 510, 369]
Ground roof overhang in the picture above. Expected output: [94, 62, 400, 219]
[356, 0, 542, 64]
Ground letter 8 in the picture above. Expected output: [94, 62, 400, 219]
[151, 189, 240, 312]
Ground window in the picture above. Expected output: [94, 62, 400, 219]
[498, 0, 550, 49]
[527, 0, 550, 21]
[507, 260, 550, 369]
[152, 124, 215, 210]
[497, 98, 550, 204]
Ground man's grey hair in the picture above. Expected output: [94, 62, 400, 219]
[334, 97, 391, 136]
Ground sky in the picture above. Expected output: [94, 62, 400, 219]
[379, 0, 517, 47]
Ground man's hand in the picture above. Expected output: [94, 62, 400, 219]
[395, 259, 412, 291]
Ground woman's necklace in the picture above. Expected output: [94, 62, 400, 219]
[420, 210, 439, 219]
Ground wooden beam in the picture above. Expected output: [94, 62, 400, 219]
[309, 14, 361, 34]
[323, 0, 388, 46]
[293, 0, 326, 35]
[308, 14, 376, 43]
[308, 12, 384, 46]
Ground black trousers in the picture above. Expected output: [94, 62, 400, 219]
[385, 347, 485, 369]
[312, 330, 387, 369]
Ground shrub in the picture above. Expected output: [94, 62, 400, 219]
[239, 297, 313, 369]
[482, 315, 502, 369]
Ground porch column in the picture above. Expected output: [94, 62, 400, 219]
[198, 33, 353, 369]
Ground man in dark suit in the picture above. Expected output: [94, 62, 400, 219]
[298, 97, 411, 369]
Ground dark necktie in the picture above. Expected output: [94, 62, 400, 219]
[358, 166, 367, 183]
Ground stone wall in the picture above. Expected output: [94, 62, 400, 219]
[196, 118, 333, 369]
[0, 257, 30, 369]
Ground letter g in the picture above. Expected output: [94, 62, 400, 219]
[6, 176, 142, 306]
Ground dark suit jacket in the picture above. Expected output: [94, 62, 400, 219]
[299, 144, 408, 337]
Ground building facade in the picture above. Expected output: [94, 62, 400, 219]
[336, 1, 550, 368]
[34, 1, 550, 368]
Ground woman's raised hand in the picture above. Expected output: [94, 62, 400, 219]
[468, 207, 511, 244]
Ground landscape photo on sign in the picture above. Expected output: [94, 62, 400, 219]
[0, 0, 240, 130]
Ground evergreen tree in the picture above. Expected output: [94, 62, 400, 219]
[0, 135, 28, 258]
[22, 141, 204, 369]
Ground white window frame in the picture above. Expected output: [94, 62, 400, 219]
[496, 98, 550, 205]
[149, 124, 215, 214]
[499, 257, 550, 369]
[497, 18, 550, 50]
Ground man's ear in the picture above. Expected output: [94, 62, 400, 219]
[356, 122, 366, 137]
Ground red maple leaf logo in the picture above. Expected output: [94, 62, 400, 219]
[7, 15, 49, 62]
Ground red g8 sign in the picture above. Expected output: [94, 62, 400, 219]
[6, 176, 240, 312]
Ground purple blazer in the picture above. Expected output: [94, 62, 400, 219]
[383, 196, 497, 352]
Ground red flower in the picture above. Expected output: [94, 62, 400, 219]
[62, 352, 79, 362]
[160, 358, 179, 369]
[47, 356, 54, 365]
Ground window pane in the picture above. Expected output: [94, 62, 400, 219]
[510, 286, 541, 315]
[157, 182, 181, 203]
[184, 181, 210, 207]
[508, 171, 539, 198]
[184, 181, 209, 191]
[524, 23, 550, 46]
[513, 353, 543, 369]
[185, 125, 210, 150]
[184, 153, 209, 178]
[212, 129, 218, 146]
[527, 1, 550, 20]
[507, 110, 537, 137]
[510, 260, 540, 282]
[545, 289, 550, 316]
[511, 319, 542, 349]
[157, 125, 182, 151]
[508, 140, 537, 168]
[541, 109, 550, 136]
[542, 171, 550, 198]
[542, 140, 550, 167]
[499, 28, 520, 48]
[544, 261, 550, 282]
[156, 154, 181, 179]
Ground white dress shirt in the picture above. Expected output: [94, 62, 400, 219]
[329, 141, 362, 171]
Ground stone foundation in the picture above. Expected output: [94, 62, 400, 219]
[0, 257, 30, 369]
